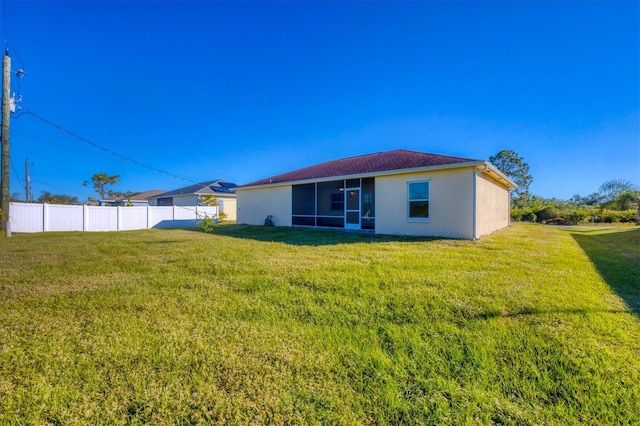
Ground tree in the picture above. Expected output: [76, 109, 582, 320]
[107, 190, 140, 198]
[84, 173, 120, 200]
[599, 179, 640, 225]
[489, 149, 533, 207]
[599, 179, 634, 207]
[37, 191, 79, 205]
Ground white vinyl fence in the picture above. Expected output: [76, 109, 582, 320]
[8, 202, 218, 233]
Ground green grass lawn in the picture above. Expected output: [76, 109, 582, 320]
[0, 224, 638, 424]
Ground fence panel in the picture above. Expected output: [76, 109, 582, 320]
[174, 205, 199, 220]
[85, 206, 118, 231]
[148, 206, 175, 228]
[120, 207, 148, 230]
[48, 205, 84, 232]
[197, 206, 218, 218]
[8, 203, 219, 233]
[8, 202, 44, 233]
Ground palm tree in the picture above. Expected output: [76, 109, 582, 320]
[599, 179, 640, 225]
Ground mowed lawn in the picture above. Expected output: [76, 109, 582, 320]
[0, 223, 638, 425]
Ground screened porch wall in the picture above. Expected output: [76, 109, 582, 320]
[291, 178, 375, 230]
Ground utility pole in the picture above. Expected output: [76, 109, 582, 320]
[1, 49, 10, 235]
[25, 159, 30, 202]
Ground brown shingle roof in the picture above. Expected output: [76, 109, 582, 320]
[244, 149, 480, 187]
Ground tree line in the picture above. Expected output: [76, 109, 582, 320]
[10, 173, 138, 205]
[490, 149, 639, 225]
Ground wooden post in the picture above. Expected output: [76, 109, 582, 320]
[1, 49, 10, 234]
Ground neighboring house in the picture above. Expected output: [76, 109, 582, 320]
[148, 180, 238, 221]
[236, 149, 516, 240]
[100, 189, 168, 207]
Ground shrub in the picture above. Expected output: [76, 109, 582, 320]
[599, 209, 637, 223]
[512, 208, 536, 222]
[197, 213, 219, 233]
[511, 201, 636, 225]
[566, 209, 588, 225]
[534, 207, 560, 223]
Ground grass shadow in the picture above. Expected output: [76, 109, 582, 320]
[568, 227, 640, 317]
[206, 224, 447, 246]
[470, 306, 631, 321]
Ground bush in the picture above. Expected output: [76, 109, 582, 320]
[197, 214, 219, 233]
[534, 207, 559, 223]
[534, 206, 587, 225]
[512, 208, 536, 222]
[566, 209, 588, 225]
[511, 204, 636, 225]
[598, 209, 637, 223]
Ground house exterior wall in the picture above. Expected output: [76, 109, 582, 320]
[475, 172, 511, 238]
[218, 197, 237, 221]
[149, 195, 237, 220]
[238, 165, 511, 239]
[171, 195, 199, 206]
[237, 185, 292, 227]
[375, 167, 475, 239]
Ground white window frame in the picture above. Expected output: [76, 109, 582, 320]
[407, 180, 430, 222]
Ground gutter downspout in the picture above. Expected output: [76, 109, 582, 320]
[473, 163, 489, 240]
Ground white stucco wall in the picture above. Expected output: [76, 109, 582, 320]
[375, 167, 475, 239]
[236, 185, 292, 227]
[475, 172, 511, 238]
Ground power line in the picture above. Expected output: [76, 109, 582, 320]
[9, 157, 22, 184]
[31, 179, 93, 198]
[20, 108, 202, 184]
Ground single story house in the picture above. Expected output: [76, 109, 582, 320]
[236, 149, 516, 240]
[99, 189, 168, 207]
[147, 180, 238, 221]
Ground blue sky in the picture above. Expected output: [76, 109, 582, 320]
[3, 0, 638, 201]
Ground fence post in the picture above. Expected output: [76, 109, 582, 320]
[146, 205, 150, 229]
[117, 206, 122, 231]
[173, 205, 177, 220]
[83, 205, 89, 231]
[43, 203, 49, 232]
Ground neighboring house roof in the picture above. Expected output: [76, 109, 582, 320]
[152, 180, 238, 198]
[244, 149, 483, 187]
[101, 189, 168, 203]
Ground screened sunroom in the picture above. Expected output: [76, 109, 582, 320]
[291, 177, 375, 230]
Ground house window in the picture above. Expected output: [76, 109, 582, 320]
[408, 181, 429, 220]
[157, 197, 173, 206]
